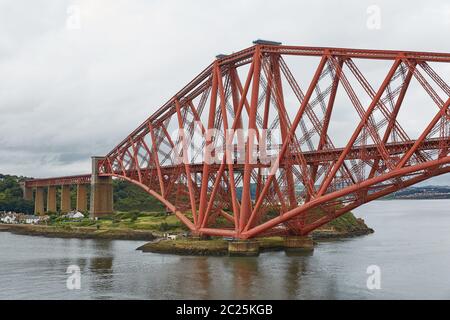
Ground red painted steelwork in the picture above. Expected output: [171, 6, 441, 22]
[25, 174, 91, 188]
[26, 44, 450, 239]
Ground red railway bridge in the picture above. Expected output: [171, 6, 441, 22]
[24, 41, 450, 252]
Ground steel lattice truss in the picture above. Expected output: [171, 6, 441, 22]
[95, 44, 450, 239]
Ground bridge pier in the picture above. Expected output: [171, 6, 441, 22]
[20, 182, 33, 201]
[90, 156, 113, 218]
[60, 185, 71, 213]
[284, 236, 314, 253]
[34, 187, 45, 215]
[47, 186, 57, 213]
[76, 184, 87, 212]
[228, 240, 260, 257]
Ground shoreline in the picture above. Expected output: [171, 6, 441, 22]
[0, 222, 373, 242]
[136, 227, 374, 256]
[312, 227, 374, 240]
[0, 215, 374, 256]
[0, 224, 156, 241]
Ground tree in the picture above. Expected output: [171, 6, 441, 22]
[113, 180, 165, 212]
[0, 174, 34, 214]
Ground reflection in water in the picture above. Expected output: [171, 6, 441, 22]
[164, 257, 213, 300]
[284, 257, 307, 298]
[1, 200, 450, 299]
[228, 257, 259, 299]
[89, 257, 114, 292]
[89, 240, 114, 296]
[91, 239, 113, 251]
[90, 257, 114, 274]
[195, 258, 213, 299]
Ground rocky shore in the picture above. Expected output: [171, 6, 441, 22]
[311, 216, 374, 240]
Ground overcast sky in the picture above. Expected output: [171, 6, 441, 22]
[0, 0, 449, 184]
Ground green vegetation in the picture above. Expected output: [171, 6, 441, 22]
[0, 173, 166, 214]
[113, 180, 165, 212]
[1, 223, 156, 240]
[0, 174, 33, 214]
[324, 212, 362, 232]
[46, 211, 187, 234]
[1, 173, 371, 243]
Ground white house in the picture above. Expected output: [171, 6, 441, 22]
[164, 233, 178, 240]
[1, 215, 16, 224]
[24, 215, 40, 224]
[65, 211, 84, 219]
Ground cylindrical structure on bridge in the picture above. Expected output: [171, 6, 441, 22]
[34, 187, 45, 215]
[76, 184, 88, 212]
[90, 156, 113, 217]
[47, 186, 57, 213]
[228, 240, 260, 256]
[60, 185, 72, 213]
[20, 182, 33, 201]
[284, 236, 314, 252]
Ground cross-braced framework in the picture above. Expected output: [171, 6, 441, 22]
[33, 43, 450, 239]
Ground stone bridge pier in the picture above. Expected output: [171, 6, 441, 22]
[22, 156, 113, 217]
[89, 156, 113, 217]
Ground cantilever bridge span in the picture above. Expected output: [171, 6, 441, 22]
[25, 42, 450, 240]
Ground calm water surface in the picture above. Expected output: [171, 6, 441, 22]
[1, 200, 450, 299]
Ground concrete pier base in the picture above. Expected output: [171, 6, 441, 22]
[47, 186, 57, 213]
[60, 185, 71, 213]
[228, 240, 260, 257]
[76, 184, 87, 212]
[284, 236, 314, 253]
[90, 156, 113, 218]
[34, 187, 45, 215]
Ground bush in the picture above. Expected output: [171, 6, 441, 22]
[159, 222, 170, 231]
[78, 219, 96, 227]
[130, 212, 139, 222]
[112, 217, 121, 224]
[0, 175, 34, 214]
[113, 180, 165, 212]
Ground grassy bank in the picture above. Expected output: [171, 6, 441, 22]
[46, 211, 186, 234]
[312, 212, 374, 239]
[0, 210, 188, 241]
[0, 223, 156, 240]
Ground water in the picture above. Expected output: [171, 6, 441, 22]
[1, 200, 450, 300]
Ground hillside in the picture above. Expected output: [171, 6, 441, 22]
[113, 179, 166, 212]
